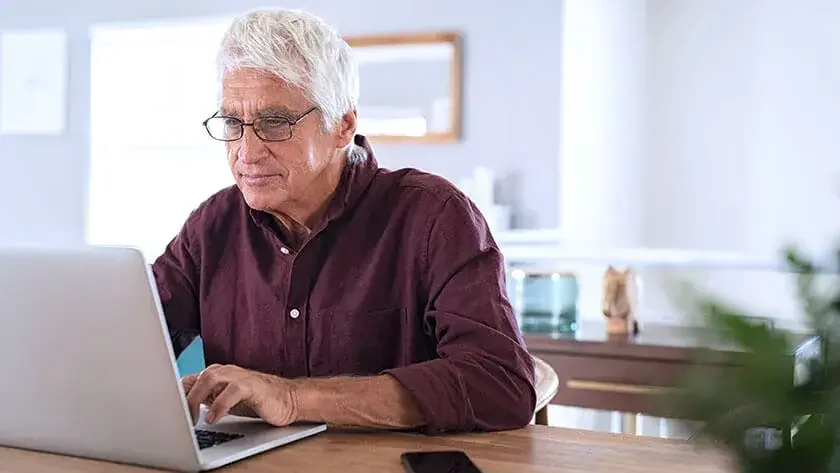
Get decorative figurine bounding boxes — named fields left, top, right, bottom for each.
left=602, top=266, right=640, bottom=337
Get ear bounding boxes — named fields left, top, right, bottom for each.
left=333, top=109, right=357, bottom=149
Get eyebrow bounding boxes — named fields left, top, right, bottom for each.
left=218, top=106, right=299, bottom=118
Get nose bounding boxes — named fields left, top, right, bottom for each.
left=237, top=126, right=268, bottom=164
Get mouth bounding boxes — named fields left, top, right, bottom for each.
left=239, top=173, right=281, bottom=186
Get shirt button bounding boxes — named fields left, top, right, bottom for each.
left=289, top=308, right=300, bottom=319
left=280, top=247, right=290, bottom=255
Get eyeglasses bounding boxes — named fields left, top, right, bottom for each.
left=202, top=107, right=318, bottom=142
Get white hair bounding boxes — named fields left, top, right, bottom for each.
left=216, top=8, right=367, bottom=162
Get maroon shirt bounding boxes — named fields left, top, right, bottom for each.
left=152, top=136, right=536, bottom=432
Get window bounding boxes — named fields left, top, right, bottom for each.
left=87, top=18, right=233, bottom=260
left=357, top=106, right=428, bottom=137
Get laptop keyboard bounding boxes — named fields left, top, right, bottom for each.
left=194, top=429, right=244, bottom=450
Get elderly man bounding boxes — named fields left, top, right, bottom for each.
left=153, top=8, right=535, bottom=434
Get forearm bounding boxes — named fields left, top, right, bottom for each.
left=288, top=374, right=426, bottom=429
left=384, top=355, right=536, bottom=433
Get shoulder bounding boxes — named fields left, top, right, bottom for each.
left=373, top=167, right=470, bottom=210
left=180, top=185, right=248, bottom=241
left=153, top=185, right=245, bottom=273
left=369, top=167, right=488, bottom=239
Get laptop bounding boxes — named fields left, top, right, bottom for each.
left=0, top=245, right=326, bottom=471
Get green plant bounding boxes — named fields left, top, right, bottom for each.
left=671, top=246, right=840, bottom=473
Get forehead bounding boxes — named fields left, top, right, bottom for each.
left=220, top=68, right=308, bottom=116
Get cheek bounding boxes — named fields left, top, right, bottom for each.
left=301, top=145, right=320, bottom=168
left=225, top=143, right=238, bottom=165
left=266, top=141, right=317, bottom=170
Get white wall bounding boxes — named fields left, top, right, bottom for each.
left=644, top=0, right=763, bottom=254
left=643, top=0, right=840, bottom=328
left=644, top=0, right=840, bottom=261
left=558, top=0, right=840, bottom=329
left=751, top=0, right=840, bottom=259
left=559, top=0, right=647, bottom=250
left=561, top=0, right=840, bottom=259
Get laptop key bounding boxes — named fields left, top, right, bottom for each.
left=194, top=429, right=244, bottom=450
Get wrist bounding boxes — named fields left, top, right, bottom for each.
left=286, top=378, right=322, bottom=423
left=254, top=373, right=304, bottom=425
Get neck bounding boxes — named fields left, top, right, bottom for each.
left=270, top=153, right=347, bottom=247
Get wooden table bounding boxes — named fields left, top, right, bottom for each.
left=0, top=425, right=733, bottom=473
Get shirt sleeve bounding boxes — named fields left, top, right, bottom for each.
left=152, top=224, right=201, bottom=357
left=383, top=193, right=537, bottom=433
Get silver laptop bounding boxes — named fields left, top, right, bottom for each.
left=0, top=245, right=326, bottom=471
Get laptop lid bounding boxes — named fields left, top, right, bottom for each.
left=0, top=245, right=202, bottom=471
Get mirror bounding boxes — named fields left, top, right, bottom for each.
left=346, top=32, right=462, bottom=144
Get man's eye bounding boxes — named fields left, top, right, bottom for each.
left=261, top=117, right=289, bottom=128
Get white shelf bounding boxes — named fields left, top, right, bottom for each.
left=493, top=228, right=565, bottom=245
left=499, top=246, right=787, bottom=271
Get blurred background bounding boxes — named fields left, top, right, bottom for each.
left=1, top=0, right=838, bottom=438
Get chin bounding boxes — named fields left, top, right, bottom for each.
left=238, top=183, right=288, bottom=213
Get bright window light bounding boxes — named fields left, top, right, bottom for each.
left=358, top=117, right=428, bottom=137
left=87, top=18, right=233, bottom=261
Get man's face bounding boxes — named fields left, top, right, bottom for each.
left=219, top=68, right=353, bottom=215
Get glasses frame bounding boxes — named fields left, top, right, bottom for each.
left=202, top=106, right=318, bottom=142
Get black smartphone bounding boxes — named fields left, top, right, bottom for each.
left=401, top=450, right=483, bottom=473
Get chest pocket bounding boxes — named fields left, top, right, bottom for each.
left=309, top=307, right=410, bottom=376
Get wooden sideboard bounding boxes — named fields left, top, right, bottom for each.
left=523, top=321, right=796, bottom=423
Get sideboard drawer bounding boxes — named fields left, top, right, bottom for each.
left=539, top=353, right=704, bottom=417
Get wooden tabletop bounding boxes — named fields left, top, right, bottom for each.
left=1, top=425, right=733, bottom=473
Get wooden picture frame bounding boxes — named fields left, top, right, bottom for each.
left=344, top=32, right=462, bottom=144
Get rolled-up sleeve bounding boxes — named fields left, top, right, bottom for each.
left=384, top=193, right=536, bottom=432
left=152, top=225, right=201, bottom=356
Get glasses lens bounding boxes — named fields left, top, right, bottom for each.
left=205, top=117, right=242, bottom=141
left=255, top=117, right=292, bottom=141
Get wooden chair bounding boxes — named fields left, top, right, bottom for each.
left=533, top=355, right=559, bottom=425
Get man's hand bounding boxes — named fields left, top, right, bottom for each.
left=181, top=364, right=298, bottom=426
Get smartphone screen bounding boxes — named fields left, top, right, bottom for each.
left=401, top=450, right=483, bottom=473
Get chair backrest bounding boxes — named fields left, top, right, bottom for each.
left=533, top=355, right=559, bottom=414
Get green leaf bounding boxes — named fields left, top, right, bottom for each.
left=665, top=240, right=840, bottom=472
left=793, top=415, right=836, bottom=460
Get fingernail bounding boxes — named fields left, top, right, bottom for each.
left=206, top=412, right=215, bottom=424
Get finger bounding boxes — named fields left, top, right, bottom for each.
left=186, top=370, right=226, bottom=424
left=206, top=383, right=246, bottom=424
left=181, top=375, right=198, bottom=394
